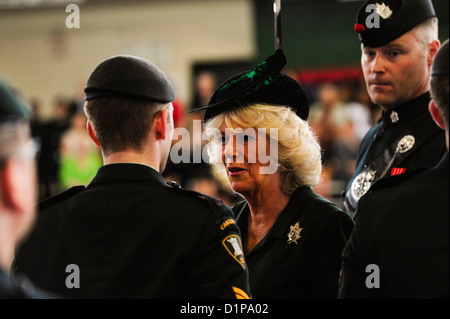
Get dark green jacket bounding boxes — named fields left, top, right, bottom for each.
left=233, top=186, right=354, bottom=298
left=14, top=163, right=250, bottom=299
left=339, top=153, right=449, bottom=299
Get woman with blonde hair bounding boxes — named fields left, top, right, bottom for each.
left=193, top=50, right=354, bottom=298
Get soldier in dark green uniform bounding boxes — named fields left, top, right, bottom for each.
left=0, top=80, right=54, bottom=299
left=338, top=39, right=449, bottom=299
left=193, top=50, right=354, bottom=298
left=13, top=55, right=250, bottom=299
left=343, top=0, right=447, bottom=219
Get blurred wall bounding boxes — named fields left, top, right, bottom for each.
left=1, top=0, right=448, bottom=118
left=0, top=0, right=256, bottom=118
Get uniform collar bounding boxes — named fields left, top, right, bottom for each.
left=88, top=163, right=166, bottom=187
left=236, top=186, right=313, bottom=241
left=381, top=92, right=431, bottom=128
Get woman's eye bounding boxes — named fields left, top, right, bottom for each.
left=237, top=134, right=254, bottom=143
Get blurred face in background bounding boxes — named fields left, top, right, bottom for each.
left=0, top=123, right=38, bottom=242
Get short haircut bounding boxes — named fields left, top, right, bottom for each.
left=204, top=104, right=322, bottom=195
left=84, top=97, right=170, bottom=156
left=411, top=17, right=439, bottom=53
left=430, top=75, right=449, bottom=129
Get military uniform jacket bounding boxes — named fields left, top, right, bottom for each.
left=232, top=186, right=354, bottom=298
left=0, top=267, right=55, bottom=299
left=339, top=153, right=449, bottom=299
left=14, top=163, right=250, bottom=299
left=343, top=92, right=446, bottom=219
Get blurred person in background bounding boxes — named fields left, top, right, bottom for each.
left=35, top=98, right=71, bottom=200
left=309, top=82, right=358, bottom=202
left=59, top=110, right=102, bottom=190
left=163, top=71, right=219, bottom=188
left=0, top=80, right=53, bottom=298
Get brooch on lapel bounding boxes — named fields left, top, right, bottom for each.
left=287, top=221, right=302, bottom=245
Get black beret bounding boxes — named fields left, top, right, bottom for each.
left=84, top=55, right=175, bottom=103
left=355, top=0, right=436, bottom=48
left=0, top=80, right=30, bottom=123
left=432, top=39, right=449, bottom=76
left=189, top=49, right=309, bottom=123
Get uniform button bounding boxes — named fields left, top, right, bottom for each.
left=167, top=180, right=181, bottom=188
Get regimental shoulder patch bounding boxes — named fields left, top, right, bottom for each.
left=222, top=235, right=246, bottom=270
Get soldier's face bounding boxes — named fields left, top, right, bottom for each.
left=361, top=30, right=431, bottom=110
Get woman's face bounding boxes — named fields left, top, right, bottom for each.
left=219, top=121, right=278, bottom=199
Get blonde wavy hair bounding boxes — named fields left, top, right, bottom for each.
left=204, top=104, right=322, bottom=195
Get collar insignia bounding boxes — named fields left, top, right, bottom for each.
left=376, top=2, right=393, bottom=19
left=287, top=221, right=302, bottom=245
left=390, top=110, right=399, bottom=123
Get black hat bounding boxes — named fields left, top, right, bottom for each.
left=84, top=55, right=176, bottom=103
left=0, top=80, right=30, bottom=123
left=189, top=50, right=309, bottom=123
left=355, top=0, right=436, bottom=48
left=432, top=39, right=449, bottom=76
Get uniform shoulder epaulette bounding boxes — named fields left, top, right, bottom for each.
left=38, top=185, right=86, bottom=211
left=166, top=180, right=225, bottom=209
left=166, top=181, right=245, bottom=271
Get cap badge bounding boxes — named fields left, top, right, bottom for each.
left=376, top=2, right=393, bottom=19
left=287, top=221, right=302, bottom=245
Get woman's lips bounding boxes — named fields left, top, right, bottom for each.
left=227, top=167, right=246, bottom=176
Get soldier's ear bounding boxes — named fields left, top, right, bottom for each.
left=427, top=40, right=440, bottom=67
left=428, top=100, right=445, bottom=130
left=154, top=109, right=169, bottom=141
left=86, top=121, right=100, bottom=147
